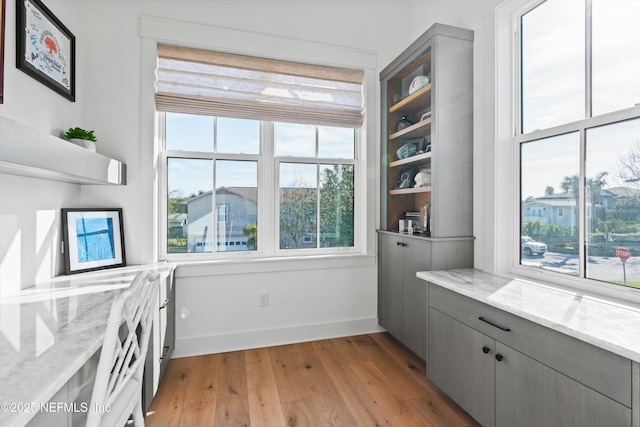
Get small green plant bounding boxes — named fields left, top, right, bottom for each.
left=64, top=127, right=97, bottom=142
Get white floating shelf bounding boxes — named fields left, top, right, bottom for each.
left=0, top=115, right=126, bottom=185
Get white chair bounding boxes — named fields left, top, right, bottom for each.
left=86, top=271, right=160, bottom=427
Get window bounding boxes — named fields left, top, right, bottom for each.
left=156, top=44, right=364, bottom=259
left=163, top=113, right=358, bottom=258
left=276, top=123, right=355, bottom=249
left=165, top=114, right=259, bottom=254
left=518, top=0, right=640, bottom=288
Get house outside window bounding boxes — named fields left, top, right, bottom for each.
left=517, top=0, right=640, bottom=288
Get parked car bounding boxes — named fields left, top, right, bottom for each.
left=521, top=236, right=547, bottom=256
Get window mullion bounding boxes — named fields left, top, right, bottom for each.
left=316, top=164, right=321, bottom=249
left=315, top=126, right=320, bottom=249
left=578, top=128, right=587, bottom=279
left=263, top=121, right=276, bottom=255
left=585, top=0, right=593, bottom=119
left=211, top=155, right=217, bottom=254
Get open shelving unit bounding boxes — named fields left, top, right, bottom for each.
left=380, top=23, right=474, bottom=238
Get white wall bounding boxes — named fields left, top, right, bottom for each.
left=175, top=263, right=377, bottom=356
left=1, top=0, right=501, bottom=353
left=0, top=0, right=84, bottom=292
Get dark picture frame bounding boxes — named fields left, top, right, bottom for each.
left=62, top=208, right=126, bottom=275
left=1, top=0, right=5, bottom=103
left=396, top=168, right=415, bottom=189
left=16, top=0, right=75, bottom=101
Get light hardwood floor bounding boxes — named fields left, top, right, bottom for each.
left=146, top=333, right=479, bottom=426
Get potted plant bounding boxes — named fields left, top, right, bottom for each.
left=64, top=127, right=97, bottom=152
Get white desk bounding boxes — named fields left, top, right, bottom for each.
left=0, top=263, right=175, bottom=427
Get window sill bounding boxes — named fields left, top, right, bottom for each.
left=172, top=253, right=376, bottom=278
left=509, top=264, right=640, bottom=306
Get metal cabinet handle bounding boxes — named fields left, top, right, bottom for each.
left=396, top=242, right=408, bottom=247
left=479, top=316, right=511, bottom=332
left=495, top=354, right=504, bottom=362
left=160, top=299, right=169, bottom=310
left=482, top=346, right=490, bottom=354
left=159, top=346, right=170, bottom=361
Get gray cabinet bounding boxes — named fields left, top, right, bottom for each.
left=378, top=231, right=406, bottom=340
left=496, top=342, right=630, bottom=427
left=377, top=23, right=474, bottom=360
left=144, top=267, right=176, bottom=411
left=402, top=241, right=429, bottom=361
left=378, top=232, right=429, bottom=360
left=428, top=284, right=633, bottom=427
left=378, top=232, right=474, bottom=361
left=428, top=308, right=495, bottom=427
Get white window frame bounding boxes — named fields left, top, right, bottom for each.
left=141, top=17, right=378, bottom=267
left=495, top=0, right=640, bottom=302
left=158, top=114, right=263, bottom=259
left=158, top=116, right=362, bottom=261
left=274, top=157, right=359, bottom=255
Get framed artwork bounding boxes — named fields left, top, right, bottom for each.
left=396, top=168, right=415, bottom=189
left=16, top=0, right=75, bottom=101
left=1, top=0, right=5, bottom=103
left=62, top=208, right=126, bottom=275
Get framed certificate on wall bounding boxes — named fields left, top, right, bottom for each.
left=16, top=0, right=75, bottom=101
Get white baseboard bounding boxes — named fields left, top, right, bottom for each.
left=173, top=317, right=385, bottom=358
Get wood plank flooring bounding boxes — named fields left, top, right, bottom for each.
left=146, top=333, right=479, bottom=426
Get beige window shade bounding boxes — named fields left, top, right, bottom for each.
left=155, top=44, right=364, bottom=128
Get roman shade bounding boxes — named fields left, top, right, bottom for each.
left=155, top=44, right=365, bottom=128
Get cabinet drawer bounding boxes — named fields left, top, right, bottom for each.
left=428, top=284, right=632, bottom=407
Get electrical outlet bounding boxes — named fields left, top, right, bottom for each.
left=259, top=292, right=269, bottom=307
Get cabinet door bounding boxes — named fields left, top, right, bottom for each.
left=402, top=237, right=431, bottom=360
left=161, top=271, right=176, bottom=380
left=495, top=342, right=631, bottom=427
left=378, top=232, right=404, bottom=339
left=428, top=308, right=496, bottom=427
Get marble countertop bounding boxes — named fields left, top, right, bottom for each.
left=0, top=263, right=175, bottom=427
left=417, top=269, right=640, bottom=363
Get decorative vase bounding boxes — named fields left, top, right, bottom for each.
left=68, top=138, right=96, bottom=152
left=397, top=116, right=414, bottom=132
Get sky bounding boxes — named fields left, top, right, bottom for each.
left=521, top=119, right=639, bottom=199
left=165, top=113, right=354, bottom=197
left=519, top=0, right=640, bottom=199
left=521, top=0, right=640, bottom=133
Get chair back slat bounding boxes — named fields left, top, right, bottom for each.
left=86, top=271, right=160, bottom=427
